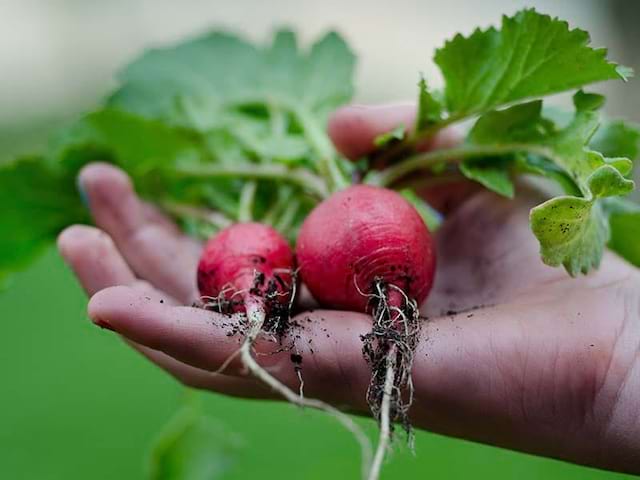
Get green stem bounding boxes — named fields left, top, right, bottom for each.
left=262, top=186, right=294, bottom=225
left=161, top=200, right=233, bottom=230
left=173, top=164, right=329, bottom=199
left=274, top=198, right=300, bottom=232
left=268, top=102, right=288, bottom=136
left=371, top=143, right=553, bottom=187
left=230, top=95, right=347, bottom=192
left=372, top=115, right=462, bottom=167
left=238, top=181, right=257, bottom=222
left=293, top=104, right=349, bottom=192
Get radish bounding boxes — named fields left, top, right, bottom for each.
left=197, top=222, right=294, bottom=322
left=197, top=222, right=372, bottom=477
left=297, top=185, right=436, bottom=480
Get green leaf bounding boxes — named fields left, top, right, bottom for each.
left=434, top=9, right=630, bottom=118
left=464, top=92, right=635, bottom=275
left=415, top=76, right=443, bottom=130
left=515, top=154, right=580, bottom=196
left=590, top=119, right=640, bottom=162
left=468, top=100, right=549, bottom=144
left=148, top=400, right=241, bottom=480
left=467, top=100, right=579, bottom=193
left=587, top=164, right=634, bottom=198
left=52, top=109, right=203, bottom=174
left=0, top=157, right=88, bottom=285
left=107, top=28, right=354, bottom=190
left=530, top=196, right=609, bottom=275
left=373, top=124, right=406, bottom=148
left=399, top=189, right=442, bottom=231
left=543, top=93, right=634, bottom=197
left=301, top=31, right=356, bottom=116
left=530, top=99, right=634, bottom=274
left=572, top=90, right=606, bottom=111
left=459, top=156, right=514, bottom=197
left=109, top=30, right=355, bottom=128
left=109, top=32, right=258, bottom=122
left=604, top=198, right=640, bottom=267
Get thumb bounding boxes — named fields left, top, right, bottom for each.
left=327, top=103, right=474, bottom=214
left=327, top=103, right=416, bottom=161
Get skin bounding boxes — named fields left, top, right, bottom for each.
left=57, top=103, right=640, bottom=475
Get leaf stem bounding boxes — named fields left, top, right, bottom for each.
left=173, top=164, right=329, bottom=199
left=238, top=181, right=257, bottom=222
left=161, top=200, right=233, bottom=230
left=293, top=104, right=349, bottom=192
left=371, top=143, right=553, bottom=187
left=261, top=186, right=294, bottom=225
left=372, top=115, right=461, bottom=167
left=274, top=198, right=300, bottom=232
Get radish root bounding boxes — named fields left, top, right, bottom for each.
left=207, top=272, right=374, bottom=480
left=362, top=279, right=421, bottom=480
left=368, top=347, right=396, bottom=480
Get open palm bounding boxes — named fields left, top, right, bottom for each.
left=58, top=104, right=640, bottom=475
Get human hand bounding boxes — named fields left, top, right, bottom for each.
left=57, top=103, right=640, bottom=475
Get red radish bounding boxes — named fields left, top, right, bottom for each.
left=197, top=222, right=294, bottom=320
left=197, top=222, right=373, bottom=477
left=297, top=185, right=436, bottom=311
left=296, top=185, right=436, bottom=480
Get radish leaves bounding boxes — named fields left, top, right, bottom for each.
left=376, top=9, right=638, bottom=276
left=0, top=9, right=638, bottom=283
left=434, top=9, right=629, bottom=119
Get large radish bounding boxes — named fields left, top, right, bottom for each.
left=297, top=185, right=436, bottom=480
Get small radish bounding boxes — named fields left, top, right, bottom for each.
left=197, top=222, right=296, bottom=390
left=197, top=222, right=294, bottom=329
left=297, top=185, right=436, bottom=480
left=197, top=222, right=372, bottom=478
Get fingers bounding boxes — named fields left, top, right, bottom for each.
left=57, top=223, right=261, bottom=396
left=88, top=286, right=373, bottom=409
left=328, top=103, right=416, bottom=160
left=78, top=163, right=201, bottom=304
left=57, top=223, right=176, bottom=303
left=58, top=225, right=137, bottom=296
left=130, top=342, right=270, bottom=399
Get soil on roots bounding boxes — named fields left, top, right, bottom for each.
left=201, top=269, right=298, bottom=341
left=360, top=279, right=421, bottom=442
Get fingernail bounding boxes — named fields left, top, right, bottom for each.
left=94, top=318, right=115, bottom=332
left=76, top=176, right=90, bottom=208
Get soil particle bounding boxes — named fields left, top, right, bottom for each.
left=361, top=279, right=421, bottom=441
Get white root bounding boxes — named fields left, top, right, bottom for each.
left=242, top=301, right=374, bottom=480
left=362, top=280, right=421, bottom=480
left=368, top=347, right=397, bottom=480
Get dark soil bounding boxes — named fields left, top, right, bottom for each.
left=361, top=278, right=421, bottom=441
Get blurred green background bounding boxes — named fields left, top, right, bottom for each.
left=1, top=0, right=639, bottom=478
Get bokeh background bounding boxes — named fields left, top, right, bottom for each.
left=1, top=0, right=639, bottom=478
